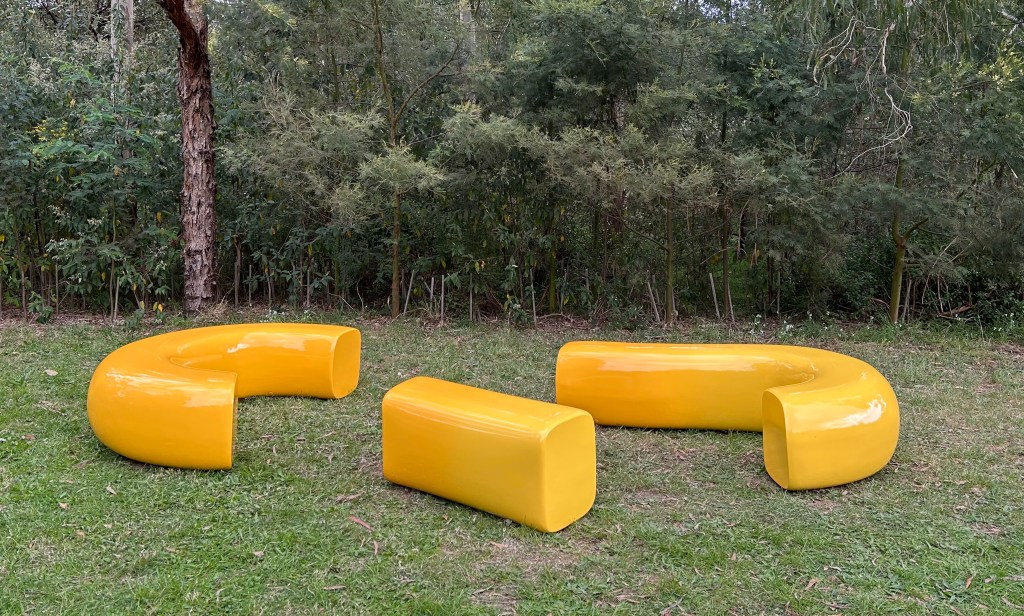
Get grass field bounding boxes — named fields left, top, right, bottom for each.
left=1, top=314, right=1022, bottom=615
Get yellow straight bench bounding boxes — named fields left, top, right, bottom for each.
left=382, top=377, right=596, bottom=532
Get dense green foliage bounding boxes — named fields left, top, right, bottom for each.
left=2, top=0, right=1023, bottom=323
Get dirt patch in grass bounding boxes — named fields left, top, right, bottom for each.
left=969, top=523, right=1006, bottom=537
left=468, top=584, right=520, bottom=614
left=25, top=539, right=61, bottom=568
left=480, top=537, right=586, bottom=574
left=592, top=575, right=664, bottom=610
left=802, top=496, right=842, bottom=514
left=627, top=489, right=682, bottom=509
left=353, top=452, right=382, bottom=477
left=993, top=342, right=1024, bottom=357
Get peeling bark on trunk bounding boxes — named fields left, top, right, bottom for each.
left=158, top=0, right=217, bottom=314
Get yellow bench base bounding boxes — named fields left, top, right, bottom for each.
left=382, top=377, right=596, bottom=532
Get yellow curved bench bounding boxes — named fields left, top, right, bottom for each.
left=87, top=323, right=361, bottom=469
left=555, top=342, right=899, bottom=490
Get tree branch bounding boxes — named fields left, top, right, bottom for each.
left=904, top=217, right=929, bottom=239
left=393, top=41, right=462, bottom=131
left=155, top=0, right=201, bottom=52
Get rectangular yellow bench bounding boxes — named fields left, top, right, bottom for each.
left=382, top=376, right=596, bottom=532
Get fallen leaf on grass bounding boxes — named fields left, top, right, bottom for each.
left=323, top=585, right=345, bottom=591
left=75, top=531, right=85, bottom=538
left=373, top=541, right=379, bottom=556
left=334, top=493, right=362, bottom=503
left=347, top=516, right=372, bottom=532
left=253, top=551, right=264, bottom=558
left=966, top=574, right=974, bottom=589
left=105, top=485, right=117, bottom=495
left=22, top=434, right=35, bottom=441
left=806, top=578, right=820, bottom=590
left=44, top=370, right=58, bottom=377
left=58, top=502, right=68, bottom=510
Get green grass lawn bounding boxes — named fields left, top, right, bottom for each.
left=1, top=315, right=1022, bottom=614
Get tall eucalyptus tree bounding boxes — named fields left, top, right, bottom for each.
left=156, top=0, right=216, bottom=313
left=794, top=0, right=1009, bottom=323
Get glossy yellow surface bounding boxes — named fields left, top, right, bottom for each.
left=382, top=376, right=596, bottom=532
left=87, top=323, right=361, bottom=469
left=556, top=342, right=899, bottom=490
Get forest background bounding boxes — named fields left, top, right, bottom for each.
left=2, top=0, right=1023, bottom=327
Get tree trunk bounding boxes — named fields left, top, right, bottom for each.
left=720, top=200, right=734, bottom=322
left=665, top=199, right=675, bottom=324
left=391, top=189, right=402, bottom=317
left=158, top=0, right=217, bottom=314
left=888, top=155, right=908, bottom=325
left=370, top=0, right=402, bottom=318
left=547, top=246, right=557, bottom=313
left=233, top=239, right=241, bottom=308
left=459, top=0, right=476, bottom=56
left=888, top=46, right=915, bottom=325
left=458, top=0, right=476, bottom=103
left=546, top=202, right=560, bottom=313
left=111, top=0, right=134, bottom=91
left=888, top=209, right=906, bottom=325
left=369, top=0, right=456, bottom=317
left=20, top=265, right=28, bottom=322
